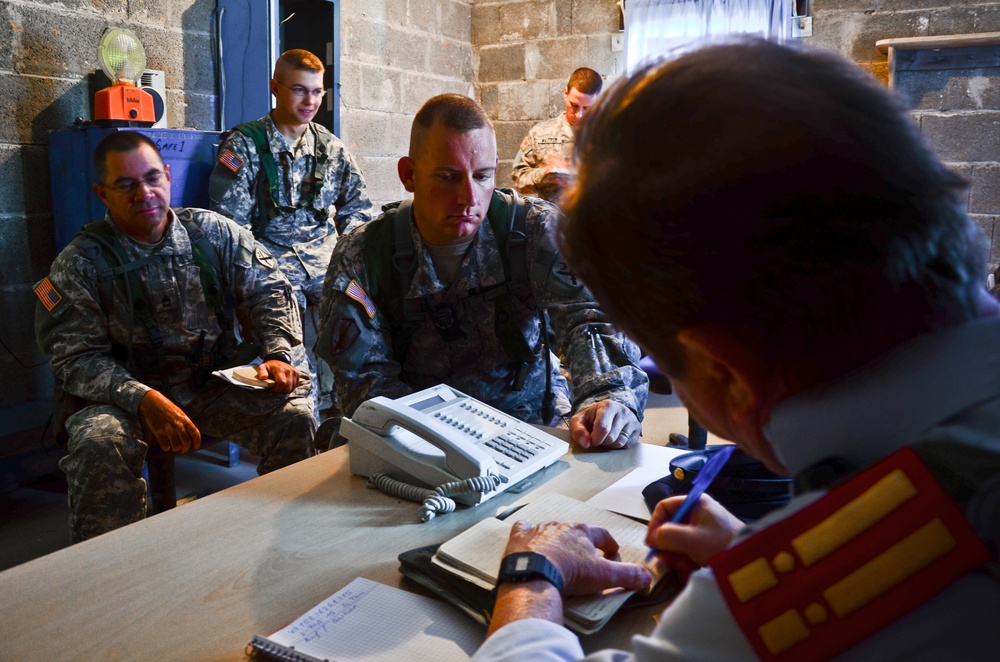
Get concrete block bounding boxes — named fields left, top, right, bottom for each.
left=343, top=15, right=390, bottom=65
left=532, top=35, right=613, bottom=80
left=402, top=75, right=473, bottom=114
left=360, top=64, right=403, bottom=114
left=571, top=0, right=618, bottom=35
left=969, top=164, right=1000, bottom=215
left=497, top=80, right=552, bottom=120
left=498, top=1, right=557, bottom=42
left=340, top=0, right=408, bottom=27
left=496, top=119, right=536, bottom=164
left=173, top=90, right=216, bottom=131
left=554, top=0, right=573, bottom=36
left=339, top=61, right=364, bottom=111
left=0, top=145, right=50, bottom=216
left=969, top=213, right=999, bottom=270
left=441, top=0, right=472, bottom=42
left=928, top=5, right=1000, bottom=35
left=410, top=0, right=439, bottom=33
left=9, top=6, right=107, bottom=78
left=341, top=108, right=410, bottom=158
left=0, top=282, right=51, bottom=376
left=143, top=29, right=214, bottom=94
left=920, top=111, right=1000, bottom=162
left=479, top=83, right=500, bottom=117
left=479, top=44, right=526, bottom=82
left=357, top=155, right=408, bottom=208
left=386, top=24, right=429, bottom=71
left=427, top=36, right=473, bottom=80
left=472, top=4, right=502, bottom=46
left=0, top=74, right=89, bottom=144
left=846, top=11, right=930, bottom=64
left=896, top=68, right=1000, bottom=112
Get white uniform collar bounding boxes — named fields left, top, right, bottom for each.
left=764, top=317, right=1000, bottom=476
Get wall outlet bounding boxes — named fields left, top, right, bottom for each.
left=611, top=33, right=624, bottom=52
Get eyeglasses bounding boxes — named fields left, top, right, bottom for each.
left=277, top=81, right=327, bottom=100
left=103, top=170, right=168, bottom=195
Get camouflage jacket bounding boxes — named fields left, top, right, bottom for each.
left=209, top=114, right=373, bottom=283
left=511, top=114, right=575, bottom=202
left=35, top=209, right=302, bottom=413
left=315, top=194, right=648, bottom=424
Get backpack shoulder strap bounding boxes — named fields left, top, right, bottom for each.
left=360, top=202, right=416, bottom=360
left=234, top=121, right=280, bottom=237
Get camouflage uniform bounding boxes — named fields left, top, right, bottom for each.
left=35, top=209, right=316, bottom=542
left=315, top=193, right=648, bottom=446
left=209, top=114, right=373, bottom=411
left=511, top=114, right=575, bottom=204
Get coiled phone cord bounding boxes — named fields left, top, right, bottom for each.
left=367, top=473, right=502, bottom=523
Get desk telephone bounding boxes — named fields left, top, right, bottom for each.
left=344, top=384, right=569, bottom=521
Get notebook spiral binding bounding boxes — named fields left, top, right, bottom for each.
left=246, top=634, right=326, bottom=662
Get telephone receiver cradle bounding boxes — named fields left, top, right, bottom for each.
left=344, top=385, right=569, bottom=508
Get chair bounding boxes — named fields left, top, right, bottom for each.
left=144, top=438, right=240, bottom=513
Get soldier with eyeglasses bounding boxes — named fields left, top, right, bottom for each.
left=35, top=131, right=316, bottom=542
left=209, top=49, right=373, bottom=425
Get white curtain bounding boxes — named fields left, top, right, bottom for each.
left=623, top=0, right=795, bottom=73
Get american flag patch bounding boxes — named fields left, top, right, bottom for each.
left=345, top=279, right=377, bottom=319
left=218, top=149, right=243, bottom=173
left=34, top=277, right=63, bottom=312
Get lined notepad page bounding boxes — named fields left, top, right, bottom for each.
left=266, top=577, right=483, bottom=661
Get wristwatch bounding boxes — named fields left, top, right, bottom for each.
left=263, top=351, right=292, bottom=365
left=496, top=552, right=564, bottom=593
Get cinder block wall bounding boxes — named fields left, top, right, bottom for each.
left=472, top=0, right=624, bottom=184
left=2, top=0, right=1000, bottom=449
left=810, top=0, right=1000, bottom=273
left=340, top=0, right=474, bottom=209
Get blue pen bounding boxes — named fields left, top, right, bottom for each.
left=645, top=445, right=736, bottom=562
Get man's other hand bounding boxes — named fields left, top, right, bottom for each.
left=505, top=520, right=652, bottom=597
left=569, top=400, right=641, bottom=449
left=257, top=359, right=300, bottom=393
left=137, top=390, right=201, bottom=454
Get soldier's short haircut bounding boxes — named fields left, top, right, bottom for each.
left=409, top=94, right=494, bottom=157
left=567, top=68, right=603, bottom=96
left=93, top=131, right=163, bottom=182
left=274, top=49, right=324, bottom=79
left=561, top=37, right=981, bottom=384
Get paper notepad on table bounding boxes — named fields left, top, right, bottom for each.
left=247, top=577, right=483, bottom=661
left=431, top=492, right=668, bottom=635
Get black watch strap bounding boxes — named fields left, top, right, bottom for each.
left=263, top=351, right=291, bottom=364
left=496, top=551, right=564, bottom=593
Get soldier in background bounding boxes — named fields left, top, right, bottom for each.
left=36, top=131, right=315, bottom=542
left=209, top=49, right=372, bottom=418
left=510, top=68, right=603, bottom=204
left=315, top=94, right=648, bottom=450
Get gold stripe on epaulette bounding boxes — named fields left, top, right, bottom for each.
left=793, top=469, right=917, bottom=566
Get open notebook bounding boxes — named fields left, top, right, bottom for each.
left=247, top=577, right=484, bottom=662
left=431, top=492, right=670, bottom=634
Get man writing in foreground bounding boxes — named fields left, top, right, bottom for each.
left=37, top=132, right=316, bottom=542
left=476, top=39, right=999, bottom=661
left=316, top=94, right=647, bottom=450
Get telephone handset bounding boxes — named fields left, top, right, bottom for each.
left=344, top=384, right=569, bottom=521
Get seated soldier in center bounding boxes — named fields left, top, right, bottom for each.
left=315, top=94, right=648, bottom=450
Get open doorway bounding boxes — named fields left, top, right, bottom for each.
left=278, top=0, right=340, bottom=134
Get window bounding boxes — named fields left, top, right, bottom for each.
left=623, top=0, right=797, bottom=73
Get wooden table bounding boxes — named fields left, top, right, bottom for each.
left=0, top=434, right=674, bottom=661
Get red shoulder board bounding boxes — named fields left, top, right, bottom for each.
left=709, top=446, right=991, bottom=662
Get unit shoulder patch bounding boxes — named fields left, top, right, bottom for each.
left=710, top=446, right=991, bottom=662
left=254, top=245, right=276, bottom=270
